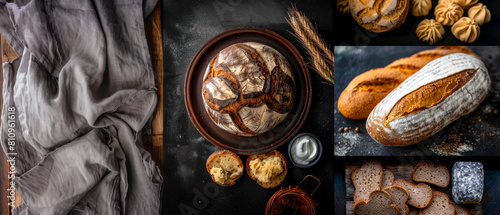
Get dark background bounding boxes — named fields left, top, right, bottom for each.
left=334, top=156, right=500, bottom=214
left=334, top=0, right=500, bottom=45
left=334, top=46, right=500, bottom=156
left=162, top=0, right=333, bottom=214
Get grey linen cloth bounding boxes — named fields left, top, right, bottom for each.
left=0, top=0, right=162, bottom=214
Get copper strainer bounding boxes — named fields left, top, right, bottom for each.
left=265, top=175, right=321, bottom=215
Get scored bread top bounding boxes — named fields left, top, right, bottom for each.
left=367, top=53, right=490, bottom=146
left=393, top=179, right=433, bottom=208
left=246, top=150, right=287, bottom=188
left=350, top=0, right=409, bottom=32
left=206, top=150, right=244, bottom=186
left=420, top=191, right=455, bottom=215
left=413, top=161, right=450, bottom=188
left=352, top=160, right=383, bottom=203
left=384, top=185, right=410, bottom=215
left=353, top=190, right=400, bottom=215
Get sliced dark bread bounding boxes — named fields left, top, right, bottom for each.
left=393, top=179, right=433, bottom=208
left=352, top=160, right=384, bottom=202
left=420, top=191, right=455, bottom=215
left=454, top=205, right=468, bottom=215
left=408, top=206, right=419, bottom=215
left=353, top=190, right=400, bottom=215
left=413, top=160, right=450, bottom=188
left=384, top=185, right=409, bottom=215
left=382, top=170, right=395, bottom=189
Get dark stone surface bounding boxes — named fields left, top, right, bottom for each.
left=334, top=46, right=500, bottom=156
left=334, top=0, right=500, bottom=45
left=162, top=0, right=333, bottom=214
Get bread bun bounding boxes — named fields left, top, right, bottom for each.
left=350, top=0, right=409, bottom=32
left=246, top=150, right=287, bottom=188
left=202, top=42, right=295, bottom=136
left=206, top=150, right=244, bottom=186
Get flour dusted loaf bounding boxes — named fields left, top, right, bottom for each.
left=206, top=150, right=244, bottom=186
left=246, top=150, right=287, bottom=188
left=202, top=42, right=295, bottom=136
left=338, top=46, right=476, bottom=119
left=350, top=0, right=410, bottom=32
left=367, top=53, right=490, bottom=146
left=452, top=161, right=484, bottom=204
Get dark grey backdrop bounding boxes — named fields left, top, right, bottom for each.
left=162, top=0, right=334, bottom=214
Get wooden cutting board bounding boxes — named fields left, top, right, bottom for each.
left=345, top=163, right=482, bottom=215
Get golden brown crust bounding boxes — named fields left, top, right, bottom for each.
left=246, top=150, right=287, bottom=188
left=206, top=150, right=244, bottom=187
left=338, top=46, right=476, bottom=120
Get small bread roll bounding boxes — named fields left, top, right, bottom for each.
left=416, top=19, right=445, bottom=45
left=452, top=17, right=480, bottom=43
left=337, top=0, right=350, bottom=14
left=468, top=3, right=491, bottom=26
left=350, top=0, right=410, bottom=32
left=411, top=0, right=432, bottom=17
left=435, top=0, right=464, bottom=26
left=450, top=0, right=478, bottom=9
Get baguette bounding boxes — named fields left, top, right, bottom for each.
left=393, top=179, right=433, bottom=208
left=206, top=150, right=244, bottom=186
left=352, top=160, right=384, bottom=203
left=246, top=150, right=287, bottom=188
left=413, top=161, right=450, bottom=188
left=338, top=46, right=476, bottom=119
left=353, top=190, right=400, bottom=215
left=367, top=53, right=490, bottom=146
left=420, top=191, right=455, bottom=215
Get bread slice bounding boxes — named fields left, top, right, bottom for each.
left=384, top=185, right=410, bottom=215
left=420, top=191, right=455, bottom=215
left=382, top=170, right=395, bottom=189
left=393, top=179, right=433, bottom=208
left=206, top=150, right=244, bottom=186
left=246, top=150, right=287, bottom=188
left=413, top=161, right=450, bottom=187
left=352, top=160, right=383, bottom=202
left=408, top=206, right=419, bottom=215
left=454, top=205, right=468, bottom=215
left=353, top=190, right=400, bottom=215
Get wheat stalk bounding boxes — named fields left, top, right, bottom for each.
left=287, top=6, right=334, bottom=85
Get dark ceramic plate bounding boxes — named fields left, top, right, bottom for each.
left=184, top=27, right=311, bottom=155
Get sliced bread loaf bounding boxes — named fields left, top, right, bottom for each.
left=353, top=190, right=400, bottom=215
left=384, top=185, right=409, bottom=215
left=420, top=191, right=455, bottom=215
left=393, top=179, right=433, bottom=208
left=454, top=205, right=468, bottom=215
left=413, top=160, right=450, bottom=187
left=352, top=160, right=384, bottom=202
left=382, top=170, right=395, bottom=189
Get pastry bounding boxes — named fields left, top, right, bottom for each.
left=350, top=0, right=410, bottom=32
left=420, top=191, right=455, bottom=215
left=411, top=0, right=432, bottom=17
left=337, top=46, right=476, bottom=120
left=353, top=190, right=400, bottom=215
left=352, top=160, right=383, bottom=203
left=367, top=53, right=490, bottom=146
left=202, top=42, right=295, bottom=136
left=416, top=19, right=445, bottom=45
left=468, top=3, right=491, bottom=26
left=413, top=161, right=450, bottom=187
left=435, top=0, right=464, bottom=26
left=337, top=0, right=350, bottom=14
left=246, top=150, right=287, bottom=188
left=206, top=150, right=244, bottom=186
left=452, top=161, right=484, bottom=204
left=393, top=179, right=433, bottom=208
left=450, top=0, right=478, bottom=9
left=452, top=17, right=480, bottom=43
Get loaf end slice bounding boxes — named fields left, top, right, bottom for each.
left=413, top=160, right=450, bottom=187
left=353, top=190, right=400, bottom=215
left=420, top=191, right=455, bottom=215
left=206, top=150, right=244, bottom=186
left=352, top=160, right=384, bottom=203
left=393, top=179, right=433, bottom=208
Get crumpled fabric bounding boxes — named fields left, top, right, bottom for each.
left=0, top=0, right=162, bottom=214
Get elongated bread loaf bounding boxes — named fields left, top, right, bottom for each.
left=367, top=53, right=490, bottom=146
left=338, top=46, right=476, bottom=119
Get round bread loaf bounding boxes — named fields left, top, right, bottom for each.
left=350, top=0, right=410, bottom=32
left=202, top=42, right=295, bottom=136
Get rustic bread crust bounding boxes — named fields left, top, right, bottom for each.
left=413, top=161, right=450, bottom=188
left=350, top=0, right=410, bottom=32
left=352, top=159, right=384, bottom=203
left=338, top=46, right=476, bottom=120
left=246, top=150, right=287, bottom=188
left=393, top=179, right=433, bottom=208
left=206, top=150, right=244, bottom=187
